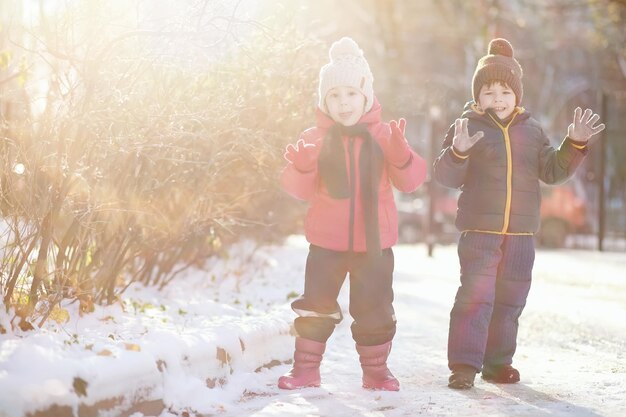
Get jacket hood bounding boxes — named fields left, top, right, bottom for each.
left=461, top=100, right=531, bottom=125
left=316, top=97, right=382, bottom=129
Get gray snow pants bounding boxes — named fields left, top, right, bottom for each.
left=291, top=244, right=396, bottom=346
left=448, top=232, right=535, bottom=371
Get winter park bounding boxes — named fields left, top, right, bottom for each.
left=1, top=1, right=626, bottom=417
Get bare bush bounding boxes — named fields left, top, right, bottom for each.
left=0, top=1, right=319, bottom=326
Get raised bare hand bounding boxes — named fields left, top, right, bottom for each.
left=452, top=118, right=484, bottom=153
left=567, top=107, right=606, bottom=142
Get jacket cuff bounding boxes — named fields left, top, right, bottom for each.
left=391, top=153, right=413, bottom=170
left=565, top=136, right=588, bottom=151
left=450, top=146, right=469, bottom=163
left=293, top=164, right=317, bottom=174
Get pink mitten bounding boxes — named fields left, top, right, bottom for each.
left=284, top=139, right=318, bottom=172
left=386, top=118, right=411, bottom=167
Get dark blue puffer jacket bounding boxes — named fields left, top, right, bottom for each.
left=433, top=103, right=588, bottom=234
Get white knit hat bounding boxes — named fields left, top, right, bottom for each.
left=318, top=37, right=374, bottom=114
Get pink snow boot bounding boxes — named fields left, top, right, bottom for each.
left=356, top=341, right=400, bottom=391
left=278, top=337, right=325, bottom=390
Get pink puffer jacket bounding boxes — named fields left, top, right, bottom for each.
left=281, top=99, right=427, bottom=252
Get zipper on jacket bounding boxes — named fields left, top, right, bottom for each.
left=348, top=137, right=356, bottom=251
left=487, top=111, right=519, bottom=233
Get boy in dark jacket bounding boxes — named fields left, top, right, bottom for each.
left=433, top=38, right=605, bottom=389
left=278, top=37, right=427, bottom=391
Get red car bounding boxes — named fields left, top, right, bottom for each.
left=537, top=184, right=588, bottom=248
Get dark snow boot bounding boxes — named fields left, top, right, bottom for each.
left=448, top=364, right=478, bottom=389
left=278, top=337, right=325, bottom=390
left=356, top=341, right=400, bottom=391
left=482, top=364, right=520, bottom=383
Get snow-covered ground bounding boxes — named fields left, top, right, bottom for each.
left=1, top=236, right=625, bottom=416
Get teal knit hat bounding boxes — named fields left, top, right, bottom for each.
left=472, top=38, right=523, bottom=106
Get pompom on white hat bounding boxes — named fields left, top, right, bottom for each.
left=318, top=37, right=374, bottom=114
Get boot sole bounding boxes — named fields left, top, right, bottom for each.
left=363, top=382, right=400, bottom=391
left=481, top=375, right=520, bottom=384
left=448, top=380, right=474, bottom=389
left=278, top=380, right=321, bottom=390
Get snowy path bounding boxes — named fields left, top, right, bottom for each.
left=233, top=242, right=626, bottom=417
left=2, top=237, right=623, bottom=416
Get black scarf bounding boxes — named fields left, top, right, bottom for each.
left=318, top=123, right=384, bottom=257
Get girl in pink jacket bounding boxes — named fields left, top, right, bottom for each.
left=278, top=37, right=427, bottom=391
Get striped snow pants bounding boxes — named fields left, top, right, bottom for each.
left=448, top=232, right=535, bottom=371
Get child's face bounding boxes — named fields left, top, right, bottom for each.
left=324, top=86, right=366, bottom=126
left=477, top=81, right=516, bottom=120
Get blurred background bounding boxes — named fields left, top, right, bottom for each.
left=0, top=0, right=624, bottom=323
